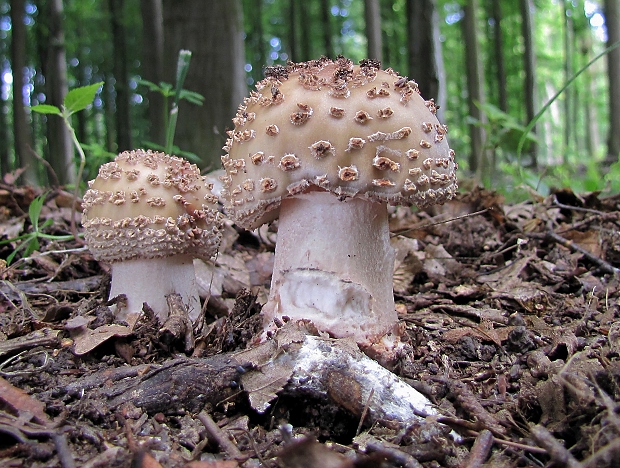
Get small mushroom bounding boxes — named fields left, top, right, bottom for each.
left=222, top=58, right=457, bottom=344
left=82, top=149, right=224, bottom=328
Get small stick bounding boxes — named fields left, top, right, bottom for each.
left=391, top=209, right=489, bottom=238
left=528, top=231, right=619, bottom=275
left=365, top=440, right=424, bottom=468
left=530, top=424, right=582, bottom=468
left=460, top=429, right=494, bottom=468
left=355, top=388, right=374, bottom=436
left=51, top=432, right=76, bottom=468
left=197, top=410, right=244, bottom=460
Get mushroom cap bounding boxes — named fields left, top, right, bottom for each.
left=222, top=57, right=458, bottom=230
left=82, top=149, right=224, bottom=263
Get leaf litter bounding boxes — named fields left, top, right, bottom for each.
left=0, top=180, right=619, bottom=467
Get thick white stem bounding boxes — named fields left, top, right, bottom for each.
left=109, top=254, right=201, bottom=328
left=263, top=191, right=397, bottom=341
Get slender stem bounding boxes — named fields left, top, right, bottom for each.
left=165, top=50, right=192, bottom=154
left=63, top=115, right=86, bottom=245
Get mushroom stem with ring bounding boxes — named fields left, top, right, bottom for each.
left=263, top=190, right=397, bottom=341
left=109, top=254, right=201, bottom=325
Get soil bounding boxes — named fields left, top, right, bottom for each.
left=1, top=182, right=619, bottom=468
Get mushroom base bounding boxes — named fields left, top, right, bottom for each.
left=109, top=255, right=201, bottom=328
left=263, top=191, right=398, bottom=342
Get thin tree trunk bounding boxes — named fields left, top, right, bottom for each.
left=520, top=0, right=538, bottom=167
left=406, top=0, right=446, bottom=118
left=319, top=0, right=334, bottom=58
left=43, top=0, right=74, bottom=185
left=562, top=0, right=573, bottom=160
left=299, top=0, right=311, bottom=61
left=163, top=0, right=246, bottom=169
left=580, top=35, right=600, bottom=157
left=490, top=0, right=507, bottom=112
left=140, top=0, right=165, bottom=146
left=0, top=46, right=9, bottom=176
left=10, top=0, right=38, bottom=185
left=109, top=0, right=132, bottom=152
left=604, top=0, right=620, bottom=165
left=463, top=0, right=488, bottom=179
left=288, top=0, right=298, bottom=62
left=364, top=0, right=382, bottom=62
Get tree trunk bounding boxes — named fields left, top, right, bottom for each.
left=163, top=0, right=246, bottom=169
left=299, top=0, right=311, bottom=61
left=463, top=0, right=488, bottom=179
left=140, top=0, right=165, bottom=146
left=605, top=0, right=620, bottom=165
left=406, top=0, right=446, bottom=118
left=42, top=0, right=75, bottom=185
left=364, top=0, right=382, bottom=62
left=561, top=0, right=573, bottom=160
left=319, top=0, right=334, bottom=58
left=108, top=0, right=132, bottom=152
left=0, top=47, right=9, bottom=176
left=288, top=0, right=298, bottom=62
left=490, top=0, right=507, bottom=113
left=520, top=0, right=538, bottom=167
left=10, top=0, right=38, bottom=186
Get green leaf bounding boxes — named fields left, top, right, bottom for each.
left=28, top=195, right=46, bottom=231
left=30, top=104, right=62, bottom=115
left=64, top=82, right=104, bottom=116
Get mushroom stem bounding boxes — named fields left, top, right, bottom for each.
left=263, top=191, right=397, bottom=341
left=109, top=254, right=201, bottom=328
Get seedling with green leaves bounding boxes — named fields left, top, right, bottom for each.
left=0, top=193, right=77, bottom=265
left=139, top=50, right=205, bottom=162
left=1, top=82, right=104, bottom=264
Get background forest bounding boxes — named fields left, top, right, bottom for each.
left=1, top=0, right=620, bottom=200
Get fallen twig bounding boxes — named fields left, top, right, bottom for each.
left=530, top=424, right=582, bottom=468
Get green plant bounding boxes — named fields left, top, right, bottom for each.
left=516, top=40, right=620, bottom=188
left=139, top=49, right=205, bottom=162
left=30, top=82, right=103, bottom=239
left=0, top=194, right=77, bottom=265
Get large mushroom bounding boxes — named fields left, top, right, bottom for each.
left=221, top=57, right=457, bottom=344
left=82, top=149, right=224, bottom=328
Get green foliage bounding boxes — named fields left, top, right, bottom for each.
left=138, top=50, right=204, bottom=159
left=0, top=194, right=76, bottom=265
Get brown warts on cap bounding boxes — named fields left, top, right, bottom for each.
left=231, top=129, right=256, bottom=142
left=367, top=127, right=412, bottom=142
left=425, top=99, right=438, bottom=114
left=421, top=122, right=434, bottom=133
left=403, top=179, right=417, bottom=192
left=367, top=87, right=390, bottom=98
left=298, top=72, right=323, bottom=90
left=406, top=149, right=420, bottom=160
left=329, top=107, right=346, bottom=118
left=259, top=177, right=278, bottom=192
left=423, top=158, right=434, bottom=170
left=251, top=152, right=265, bottom=165
left=377, top=107, right=394, bottom=119
left=346, top=137, right=366, bottom=151
left=290, top=103, right=313, bottom=125
left=338, top=165, right=359, bottom=181
left=310, top=140, right=335, bottom=158
left=329, top=83, right=350, bottom=99
left=278, top=154, right=301, bottom=171
left=315, top=174, right=330, bottom=188
left=409, top=167, right=422, bottom=176
left=372, top=156, right=401, bottom=172
left=372, top=178, right=396, bottom=187
left=266, top=124, right=280, bottom=136
left=264, top=64, right=289, bottom=80
left=354, top=110, right=373, bottom=124
left=420, top=139, right=433, bottom=149
left=110, top=191, right=126, bottom=205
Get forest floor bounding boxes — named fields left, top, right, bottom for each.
left=1, top=182, right=620, bottom=468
